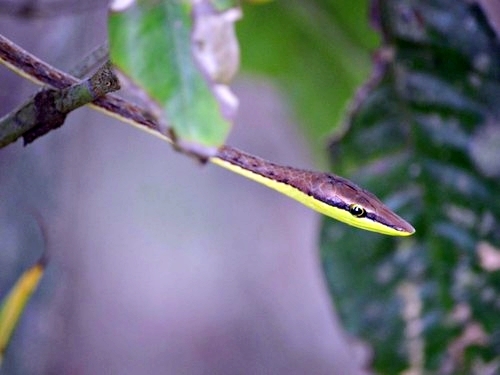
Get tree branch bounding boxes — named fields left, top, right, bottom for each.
left=0, top=34, right=164, bottom=148
left=0, top=61, right=120, bottom=146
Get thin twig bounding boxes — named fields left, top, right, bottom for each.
left=70, top=42, right=109, bottom=79
left=0, top=34, right=163, bottom=148
left=0, top=61, right=120, bottom=146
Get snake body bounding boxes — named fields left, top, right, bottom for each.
left=213, top=146, right=414, bottom=236
left=0, top=36, right=414, bottom=236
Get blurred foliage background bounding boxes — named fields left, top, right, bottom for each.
left=1, top=0, right=500, bottom=374
left=241, top=0, right=500, bottom=373
left=238, top=0, right=379, bottom=157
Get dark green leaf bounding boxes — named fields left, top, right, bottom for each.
left=321, top=0, right=500, bottom=372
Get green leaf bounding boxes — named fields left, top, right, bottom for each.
left=321, top=0, right=500, bottom=373
left=237, top=1, right=379, bottom=153
left=211, top=0, right=238, bottom=11
left=108, top=0, right=237, bottom=152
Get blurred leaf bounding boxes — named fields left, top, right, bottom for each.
left=108, top=0, right=238, bottom=154
left=0, top=260, right=45, bottom=367
left=211, top=0, right=239, bottom=11
left=321, top=0, right=500, bottom=373
left=237, top=0, right=379, bottom=154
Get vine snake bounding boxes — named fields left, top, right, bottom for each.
left=212, top=146, right=414, bottom=236
left=0, top=36, right=414, bottom=236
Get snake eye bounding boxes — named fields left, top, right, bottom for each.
left=349, top=204, right=366, bottom=218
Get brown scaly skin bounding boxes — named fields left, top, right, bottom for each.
left=216, top=145, right=415, bottom=234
